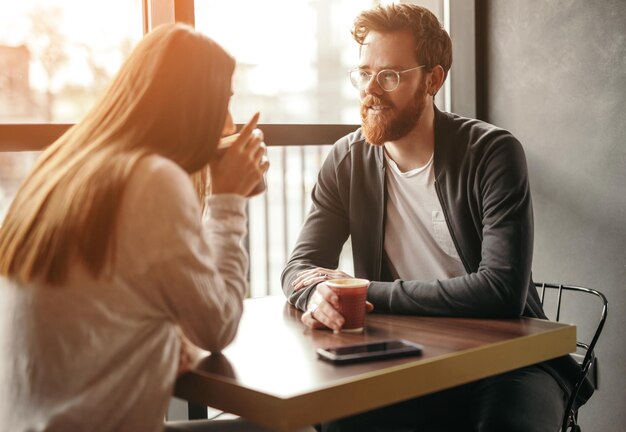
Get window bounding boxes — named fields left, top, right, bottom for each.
left=195, top=0, right=448, bottom=125
left=0, top=0, right=473, bottom=298
left=0, top=0, right=142, bottom=123
left=0, top=0, right=142, bottom=220
left=193, top=0, right=448, bottom=296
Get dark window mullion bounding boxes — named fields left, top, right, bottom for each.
left=0, top=124, right=359, bottom=152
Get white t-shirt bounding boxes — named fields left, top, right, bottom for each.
left=384, top=151, right=466, bottom=281
left=0, top=155, right=248, bottom=432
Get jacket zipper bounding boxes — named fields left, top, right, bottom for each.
left=434, top=179, right=471, bottom=273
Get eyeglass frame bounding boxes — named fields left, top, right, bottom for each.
left=348, top=65, right=426, bottom=92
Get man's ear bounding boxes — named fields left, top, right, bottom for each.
left=428, top=65, right=446, bottom=96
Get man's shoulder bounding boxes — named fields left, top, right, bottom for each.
left=442, top=111, right=513, bottom=140
left=438, top=110, right=523, bottom=163
left=316, top=128, right=382, bottom=185
left=331, top=128, right=381, bottom=162
left=334, top=128, right=365, bottom=153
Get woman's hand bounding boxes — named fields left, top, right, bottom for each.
left=176, top=331, right=200, bottom=378
left=209, top=112, right=269, bottom=197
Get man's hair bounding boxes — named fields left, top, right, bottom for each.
left=351, top=4, right=452, bottom=79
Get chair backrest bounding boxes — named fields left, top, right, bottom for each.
left=535, top=282, right=608, bottom=432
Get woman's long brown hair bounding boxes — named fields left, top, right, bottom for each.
left=0, top=23, right=235, bottom=285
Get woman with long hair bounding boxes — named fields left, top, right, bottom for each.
left=0, top=23, right=270, bottom=431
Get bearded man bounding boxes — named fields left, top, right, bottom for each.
left=281, top=4, right=591, bottom=432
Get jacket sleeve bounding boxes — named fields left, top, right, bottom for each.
left=123, top=159, right=248, bottom=353
left=368, top=133, right=534, bottom=318
left=281, top=145, right=351, bottom=311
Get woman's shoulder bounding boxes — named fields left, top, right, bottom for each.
left=117, top=154, right=201, bottom=252
left=128, top=155, right=193, bottom=195
left=123, top=154, right=199, bottom=219
left=134, top=154, right=189, bottom=181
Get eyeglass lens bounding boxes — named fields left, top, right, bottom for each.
left=350, top=69, right=400, bottom=92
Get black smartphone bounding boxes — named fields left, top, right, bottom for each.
left=316, top=339, right=423, bottom=364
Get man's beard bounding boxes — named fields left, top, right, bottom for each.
left=360, top=90, right=427, bottom=146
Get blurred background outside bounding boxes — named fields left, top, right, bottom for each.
left=0, top=0, right=443, bottom=296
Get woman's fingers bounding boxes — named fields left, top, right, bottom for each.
left=210, top=113, right=268, bottom=197
left=259, top=155, right=270, bottom=171
left=233, top=112, right=260, bottom=149
left=253, top=142, right=267, bottom=163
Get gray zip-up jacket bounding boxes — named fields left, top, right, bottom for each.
left=281, top=107, right=592, bottom=405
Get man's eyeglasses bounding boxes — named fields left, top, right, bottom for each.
left=348, top=65, right=425, bottom=92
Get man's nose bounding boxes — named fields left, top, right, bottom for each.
left=363, top=74, right=384, bottom=96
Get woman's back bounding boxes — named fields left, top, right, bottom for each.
left=0, top=155, right=249, bottom=431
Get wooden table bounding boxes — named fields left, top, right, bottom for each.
left=174, top=296, right=575, bottom=431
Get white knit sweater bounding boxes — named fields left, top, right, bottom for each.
left=0, top=155, right=249, bottom=432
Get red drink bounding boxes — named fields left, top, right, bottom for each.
left=326, top=278, right=370, bottom=332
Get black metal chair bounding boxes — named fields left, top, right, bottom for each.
left=535, top=282, right=608, bottom=432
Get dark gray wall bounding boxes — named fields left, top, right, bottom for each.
left=483, top=1, right=625, bottom=430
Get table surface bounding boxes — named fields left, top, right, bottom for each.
left=175, top=296, right=575, bottom=431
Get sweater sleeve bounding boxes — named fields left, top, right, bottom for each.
left=120, top=157, right=248, bottom=353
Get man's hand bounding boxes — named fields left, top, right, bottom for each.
left=301, top=283, right=343, bottom=331
left=291, top=267, right=354, bottom=291
left=301, top=281, right=374, bottom=332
